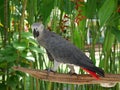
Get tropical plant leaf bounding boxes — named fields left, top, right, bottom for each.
left=21, top=51, right=35, bottom=61
left=29, top=46, right=44, bottom=53
left=0, top=46, right=17, bottom=62
left=0, top=83, right=6, bottom=90
left=13, top=40, right=27, bottom=51
left=28, top=38, right=38, bottom=46
left=72, top=29, right=81, bottom=49
left=0, top=62, right=7, bottom=68
left=111, top=27, right=120, bottom=42
left=58, top=0, right=75, bottom=14
left=39, top=0, right=54, bottom=24
left=98, top=0, right=116, bottom=27
left=7, top=75, right=20, bottom=89
left=0, top=0, right=4, bottom=24
left=21, top=31, right=33, bottom=39
left=103, top=28, right=115, bottom=52
left=86, top=0, right=97, bottom=18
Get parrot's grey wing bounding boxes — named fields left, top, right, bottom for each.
left=46, top=49, right=54, bottom=61
left=45, top=30, right=94, bottom=66
left=48, top=36, right=104, bottom=76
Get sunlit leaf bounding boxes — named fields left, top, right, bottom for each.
left=13, top=32, right=19, bottom=40
left=28, top=38, right=38, bottom=46
left=21, top=31, right=33, bottom=39
left=0, top=22, right=3, bottom=27
left=29, top=46, right=44, bottom=53
left=25, top=56, right=35, bottom=61
left=13, top=41, right=27, bottom=51
left=21, top=51, right=35, bottom=61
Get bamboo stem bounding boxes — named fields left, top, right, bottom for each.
left=18, top=0, right=27, bottom=40
left=13, top=66, right=120, bottom=85
left=3, top=0, right=8, bottom=47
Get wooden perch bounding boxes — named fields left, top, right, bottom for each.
left=13, top=66, right=120, bottom=85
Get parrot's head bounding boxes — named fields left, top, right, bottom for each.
left=31, top=22, right=44, bottom=38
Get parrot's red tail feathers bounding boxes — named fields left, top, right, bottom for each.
left=81, top=67, right=99, bottom=80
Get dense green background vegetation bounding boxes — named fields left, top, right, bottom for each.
left=0, top=0, right=120, bottom=90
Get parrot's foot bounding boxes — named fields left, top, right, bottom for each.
left=68, top=72, right=79, bottom=78
left=68, top=71, right=77, bottom=76
left=45, top=68, right=56, bottom=74
left=45, top=68, right=56, bottom=79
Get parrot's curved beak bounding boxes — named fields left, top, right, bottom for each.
left=33, top=29, right=39, bottom=38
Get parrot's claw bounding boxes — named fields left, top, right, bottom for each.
left=68, top=71, right=79, bottom=78
left=45, top=68, right=56, bottom=74
left=45, top=68, right=56, bottom=79
left=68, top=71, right=77, bottom=76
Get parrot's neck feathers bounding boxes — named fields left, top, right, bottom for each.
left=38, top=24, right=44, bottom=32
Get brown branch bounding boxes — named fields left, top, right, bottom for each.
left=13, top=66, right=120, bottom=85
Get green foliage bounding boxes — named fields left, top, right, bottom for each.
left=86, top=0, right=97, bottom=18
left=0, top=0, right=120, bottom=90
left=0, top=30, right=43, bottom=89
left=111, top=27, right=120, bottom=42
left=0, top=46, right=17, bottom=63
left=38, top=0, right=55, bottom=24
left=98, top=0, right=116, bottom=27
left=0, top=0, right=4, bottom=24
left=57, top=0, right=75, bottom=14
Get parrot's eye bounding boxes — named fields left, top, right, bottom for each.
left=35, top=28, right=39, bottom=32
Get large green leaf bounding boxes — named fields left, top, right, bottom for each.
left=13, top=40, right=28, bottom=51
left=27, top=0, right=37, bottom=24
left=39, top=0, right=54, bottom=24
left=21, top=31, right=33, bottom=39
left=21, top=51, right=35, bottom=61
left=58, top=0, right=75, bottom=14
left=111, top=27, right=120, bottom=42
left=13, top=32, right=33, bottom=41
left=98, top=0, right=116, bottom=27
left=0, top=46, right=17, bottom=62
left=72, top=29, right=81, bottom=49
left=28, top=38, right=38, bottom=46
left=103, top=28, right=115, bottom=52
left=86, top=0, right=97, bottom=18
left=29, top=46, right=44, bottom=53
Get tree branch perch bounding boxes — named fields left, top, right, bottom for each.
left=13, top=66, right=120, bottom=85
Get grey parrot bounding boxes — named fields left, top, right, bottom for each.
left=31, top=22, right=104, bottom=79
